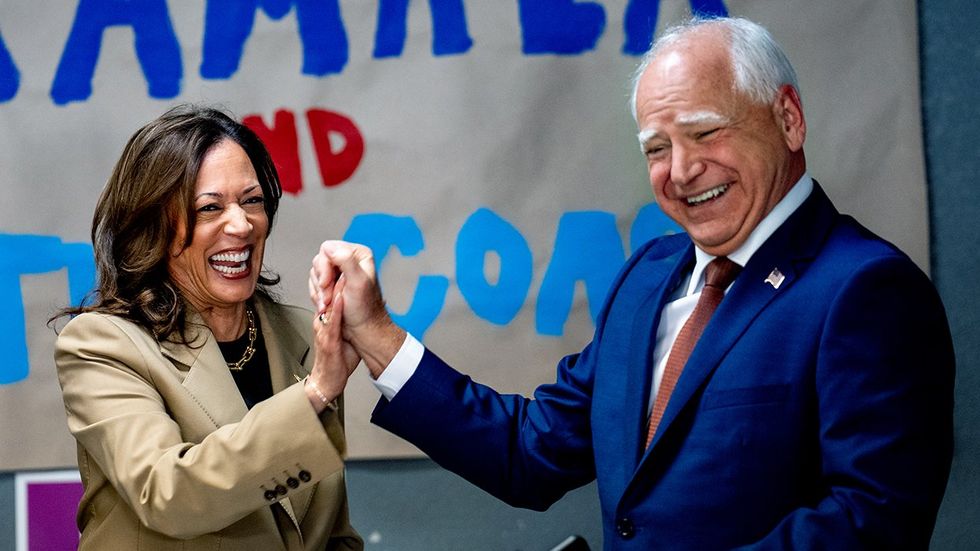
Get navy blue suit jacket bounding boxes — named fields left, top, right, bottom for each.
left=372, top=184, right=954, bottom=550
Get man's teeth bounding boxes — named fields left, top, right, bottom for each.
left=687, top=184, right=729, bottom=205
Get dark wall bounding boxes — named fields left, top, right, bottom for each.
left=920, top=0, right=980, bottom=548
left=345, top=459, right=602, bottom=550
left=2, top=1, right=978, bottom=549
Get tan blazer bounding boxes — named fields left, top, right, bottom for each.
left=55, top=294, right=363, bottom=550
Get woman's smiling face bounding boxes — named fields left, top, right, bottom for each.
left=168, top=139, right=269, bottom=314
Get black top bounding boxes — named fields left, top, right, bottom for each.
left=217, top=313, right=273, bottom=410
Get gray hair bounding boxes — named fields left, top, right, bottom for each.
left=629, top=17, right=800, bottom=120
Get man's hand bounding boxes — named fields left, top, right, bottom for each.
left=309, top=240, right=385, bottom=329
left=308, top=240, right=406, bottom=378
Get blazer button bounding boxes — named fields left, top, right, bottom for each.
left=275, top=484, right=288, bottom=496
left=287, top=477, right=300, bottom=489
left=298, top=470, right=312, bottom=482
left=263, top=490, right=278, bottom=501
left=616, top=518, right=635, bottom=539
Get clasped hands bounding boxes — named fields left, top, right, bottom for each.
left=303, top=240, right=406, bottom=413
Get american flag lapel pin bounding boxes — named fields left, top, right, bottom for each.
left=764, top=268, right=785, bottom=289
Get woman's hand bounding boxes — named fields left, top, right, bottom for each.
left=305, top=277, right=360, bottom=414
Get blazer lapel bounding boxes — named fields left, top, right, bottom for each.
left=160, top=312, right=249, bottom=428
left=642, top=183, right=838, bottom=456
left=161, top=298, right=316, bottom=532
left=254, top=295, right=312, bottom=392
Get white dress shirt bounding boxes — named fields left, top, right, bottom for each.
left=375, top=174, right=814, bottom=405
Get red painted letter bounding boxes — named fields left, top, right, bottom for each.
left=306, top=109, right=364, bottom=187
left=243, top=110, right=302, bottom=195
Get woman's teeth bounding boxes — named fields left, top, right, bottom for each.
left=209, top=250, right=250, bottom=274
left=213, top=264, right=247, bottom=275
left=211, top=250, right=250, bottom=262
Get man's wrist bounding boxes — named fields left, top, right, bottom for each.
left=349, top=316, right=406, bottom=379
left=373, top=332, right=424, bottom=400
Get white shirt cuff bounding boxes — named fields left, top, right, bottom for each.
left=372, top=332, right=424, bottom=401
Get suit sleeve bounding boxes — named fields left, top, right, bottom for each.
left=369, top=239, right=664, bottom=511
left=742, top=255, right=954, bottom=549
left=55, top=313, right=347, bottom=539
left=371, top=342, right=599, bottom=511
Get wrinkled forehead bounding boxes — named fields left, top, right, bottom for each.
left=649, top=35, right=735, bottom=89
left=637, top=33, right=753, bottom=117
left=636, top=54, right=737, bottom=120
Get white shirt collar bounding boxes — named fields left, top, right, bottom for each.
left=686, top=173, right=814, bottom=295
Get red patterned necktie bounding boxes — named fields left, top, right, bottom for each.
left=644, top=256, right=742, bottom=449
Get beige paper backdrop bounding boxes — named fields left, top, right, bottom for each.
left=0, top=0, right=927, bottom=468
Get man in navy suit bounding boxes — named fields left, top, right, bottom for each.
left=310, top=17, right=954, bottom=549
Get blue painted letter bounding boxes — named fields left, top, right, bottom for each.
left=623, top=0, right=728, bottom=55
left=374, top=0, right=473, bottom=58
left=536, top=212, right=625, bottom=336
left=50, top=0, right=181, bottom=104
left=0, top=234, right=95, bottom=385
left=518, top=0, right=605, bottom=55
left=456, top=208, right=533, bottom=325
left=0, top=30, right=19, bottom=102
left=629, top=202, right=680, bottom=253
left=202, top=0, right=348, bottom=78
left=343, top=214, right=448, bottom=340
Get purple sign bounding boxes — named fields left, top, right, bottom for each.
left=16, top=471, right=83, bottom=551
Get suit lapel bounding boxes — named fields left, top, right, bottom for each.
left=643, top=258, right=799, bottom=454
left=622, top=246, right=694, bottom=472
left=641, top=183, right=838, bottom=456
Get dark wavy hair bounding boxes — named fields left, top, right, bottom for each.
left=52, top=105, right=283, bottom=342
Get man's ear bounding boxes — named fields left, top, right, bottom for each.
left=773, top=84, right=806, bottom=152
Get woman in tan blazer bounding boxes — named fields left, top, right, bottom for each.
left=53, top=105, right=363, bottom=550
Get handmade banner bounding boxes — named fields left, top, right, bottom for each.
left=0, top=0, right=927, bottom=468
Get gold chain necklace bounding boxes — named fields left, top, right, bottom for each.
left=227, top=307, right=256, bottom=371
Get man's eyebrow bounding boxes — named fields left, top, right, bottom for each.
left=637, top=128, right=661, bottom=146
left=636, top=111, right=729, bottom=144
left=675, top=111, right=729, bottom=126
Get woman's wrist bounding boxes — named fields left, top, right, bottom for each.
left=304, top=376, right=336, bottom=414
